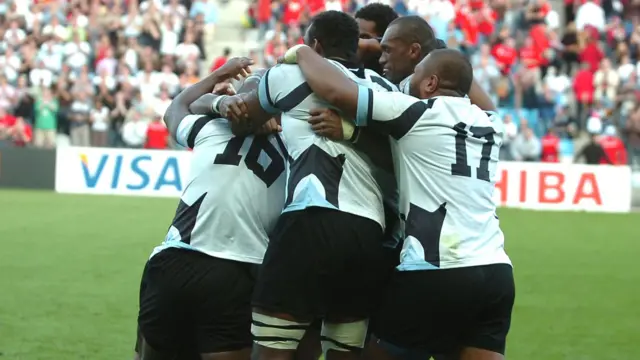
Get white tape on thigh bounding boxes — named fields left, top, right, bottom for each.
left=321, top=319, right=369, bottom=353
left=251, top=313, right=310, bottom=350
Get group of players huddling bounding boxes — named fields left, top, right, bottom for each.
left=134, top=4, right=515, bottom=360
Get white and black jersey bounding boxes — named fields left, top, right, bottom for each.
left=257, top=60, right=397, bottom=229
left=355, top=88, right=511, bottom=270
left=151, top=114, right=288, bottom=264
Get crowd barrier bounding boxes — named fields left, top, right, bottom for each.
left=0, top=146, right=635, bottom=213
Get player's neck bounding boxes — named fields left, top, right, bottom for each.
left=429, top=89, right=464, bottom=98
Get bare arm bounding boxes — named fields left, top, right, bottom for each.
left=163, top=57, right=253, bottom=139
left=468, top=79, right=497, bottom=112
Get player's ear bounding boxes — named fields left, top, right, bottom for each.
left=409, top=42, right=422, bottom=60
left=312, top=39, right=323, bottom=56
left=423, top=74, right=438, bottom=95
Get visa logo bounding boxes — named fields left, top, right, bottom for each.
left=79, top=153, right=182, bottom=191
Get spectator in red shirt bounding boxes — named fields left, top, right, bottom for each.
left=283, top=0, right=304, bottom=26
left=520, top=37, right=544, bottom=69
left=492, top=37, right=517, bottom=74
left=210, top=48, right=231, bottom=72
left=540, top=128, right=561, bottom=162
left=573, top=62, right=595, bottom=117
left=145, top=117, right=170, bottom=150
left=579, top=37, right=604, bottom=73
left=4, top=117, right=33, bottom=147
left=599, top=126, right=628, bottom=165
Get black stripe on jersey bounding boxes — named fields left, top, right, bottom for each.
left=273, top=134, right=293, bottom=162
left=253, top=336, right=301, bottom=344
left=371, top=97, right=436, bottom=140
left=405, top=202, right=447, bottom=268
left=370, top=76, right=394, bottom=91
left=275, top=82, right=313, bottom=111
left=171, top=193, right=207, bottom=245
left=263, top=68, right=277, bottom=109
left=186, top=115, right=213, bottom=149
left=366, top=88, right=374, bottom=125
left=285, top=144, right=345, bottom=208
left=252, top=320, right=309, bottom=330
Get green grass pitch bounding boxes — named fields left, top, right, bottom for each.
left=0, top=189, right=639, bottom=360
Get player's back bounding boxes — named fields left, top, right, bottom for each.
left=154, top=115, right=287, bottom=264
left=259, top=60, right=396, bottom=228
left=393, top=96, right=510, bottom=270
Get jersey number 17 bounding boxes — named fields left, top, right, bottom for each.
left=450, top=122, right=496, bottom=182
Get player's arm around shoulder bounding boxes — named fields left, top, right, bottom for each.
left=164, top=57, right=253, bottom=144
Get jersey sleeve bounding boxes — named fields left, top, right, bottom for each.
left=257, top=64, right=310, bottom=115
left=356, top=85, right=435, bottom=140
left=175, top=114, right=214, bottom=149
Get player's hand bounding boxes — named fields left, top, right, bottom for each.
left=220, top=95, right=249, bottom=123
left=255, top=118, right=283, bottom=135
left=308, top=108, right=344, bottom=140
left=216, top=57, right=253, bottom=81
left=282, top=44, right=309, bottom=64
left=212, top=81, right=236, bottom=96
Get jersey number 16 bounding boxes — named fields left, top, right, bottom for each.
left=214, top=136, right=285, bottom=187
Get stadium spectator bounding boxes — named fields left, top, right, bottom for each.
left=511, top=121, right=542, bottom=161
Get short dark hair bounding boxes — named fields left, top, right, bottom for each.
left=388, top=16, right=438, bottom=58
left=354, top=3, right=398, bottom=36
left=223, top=47, right=231, bottom=56
left=430, top=49, right=473, bottom=94
left=308, top=10, right=360, bottom=61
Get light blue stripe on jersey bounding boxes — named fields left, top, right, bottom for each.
left=397, top=262, right=439, bottom=271
left=355, top=85, right=371, bottom=126
left=282, top=179, right=338, bottom=213
left=258, top=74, right=279, bottom=114
left=150, top=240, right=198, bottom=257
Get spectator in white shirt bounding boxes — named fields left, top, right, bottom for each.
left=65, top=32, right=91, bottom=71
left=153, top=65, right=180, bottom=95
left=575, top=0, right=605, bottom=32
left=618, top=55, right=636, bottom=83
left=160, top=15, right=180, bottom=56
left=511, top=124, right=542, bottom=162
left=500, top=113, right=518, bottom=160
left=0, top=47, right=21, bottom=83
left=37, top=41, right=63, bottom=73
left=0, top=76, right=16, bottom=110
left=42, top=16, right=68, bottom=40
left=151, top=88, right=172, bottom=118
left=175, top=31, right=201, bottom=66
left=325, top=0, right=343, bottom=11
left=4, top=20, right=26, bottom=48
left=92, top=67, right=117, bottom=92
left=69, top=91, right=93, bottom=147
left=122, top=111, right=148, bottom=148
left=29, top=61, right=54, bottom=88
left=90, top=99, right=110, bottom=147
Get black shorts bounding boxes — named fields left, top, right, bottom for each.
left=138, top=248, right=257, bottom=354
left=372, top=264, right=515, bottom=355
left=252, top=207, right=387, bottom=320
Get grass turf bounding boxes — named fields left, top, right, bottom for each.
left=0, top=189, right=638, bottom=359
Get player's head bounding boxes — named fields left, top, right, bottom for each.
left=409, top=49, right=473, bottom=100
left=304, top=10, right=360, bottom=62
left=379, top=16, right=438, bottom=84
left=354, top=3, right=398, bottom=73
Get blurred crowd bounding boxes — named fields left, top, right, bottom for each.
left=1, top=0, right=640, bottom=168
left=245, top=0, right=640, bottom=167
left=0, top=0, right=218, bottom=150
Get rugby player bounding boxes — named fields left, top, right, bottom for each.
left=354, top=3, right=399, bottom=74
left=136, top=57, right=290, bottom=360
left=281, top=46, right=515, bottom=360
left=377, top=16, right=494, bottom=112
left=208, top=10, right=397, bottom=360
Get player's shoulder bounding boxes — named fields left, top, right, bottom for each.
left=363, top=69, right=398, bottom=92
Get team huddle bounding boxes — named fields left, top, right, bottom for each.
left=135, top=4, right=515, bottom=360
